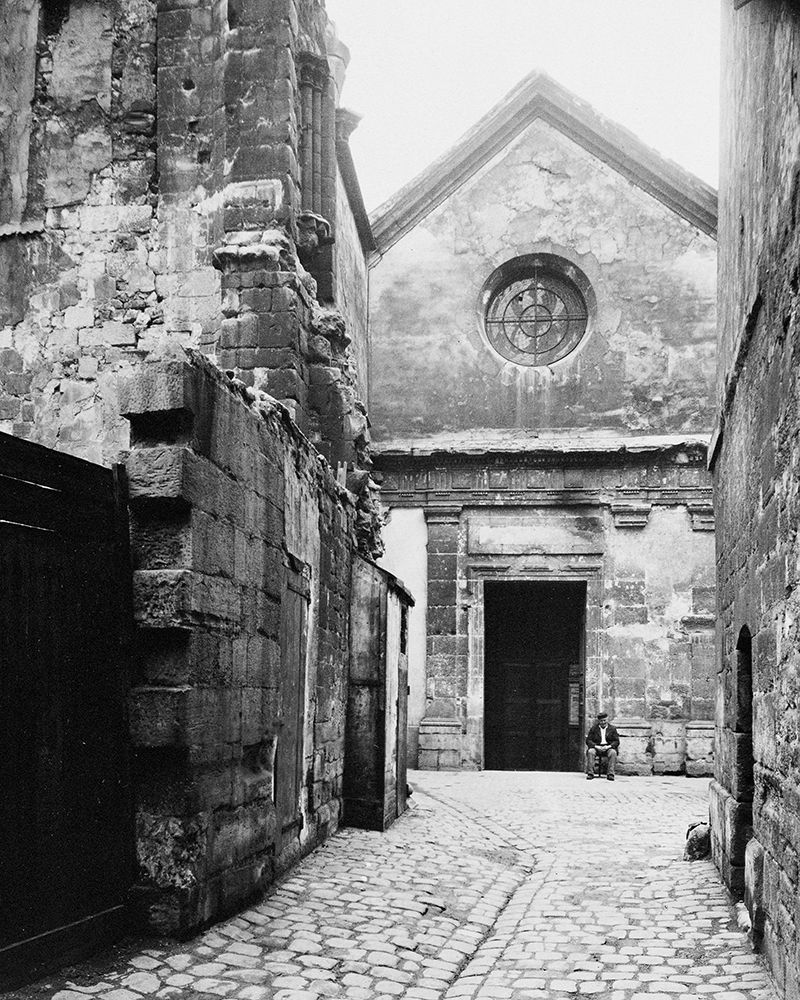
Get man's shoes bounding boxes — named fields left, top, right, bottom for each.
left=586, top=773, right=594, bottom=780
left=607, top=774, right=615, bottom=781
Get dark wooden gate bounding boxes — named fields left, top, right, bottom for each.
left=344, top=556, right=414, bottom=831
left=0, top=433, right=134, bottom=979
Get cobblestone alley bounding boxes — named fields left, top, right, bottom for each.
left=23, top=772, right=775, bottom=1000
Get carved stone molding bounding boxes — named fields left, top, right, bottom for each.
left=687, top=501, right=715, bottom=532
left=610, top=502, right=652, bottom=529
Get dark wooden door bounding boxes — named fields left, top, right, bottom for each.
left=0, top=433, right=133, bottom=972
left=494, top=658, right=568, bottom=769
left=496, top=660, right=536, bottom=769
left=275, top=563, right=309, bottom=853
left=484, top=580, right=586, bottom=771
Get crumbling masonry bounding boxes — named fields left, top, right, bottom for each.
left=0, top=0, right=391, bottom=939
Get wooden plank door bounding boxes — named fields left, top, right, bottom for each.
left=0, top=434, right=133, bottom=973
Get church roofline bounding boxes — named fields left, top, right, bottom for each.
left=369, top=71, right=718, bottom=261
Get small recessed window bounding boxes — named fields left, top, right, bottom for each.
left=479, top=254, right=594, bottom=367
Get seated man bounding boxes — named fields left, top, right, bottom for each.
left=585, top=711, right=620, bottom=780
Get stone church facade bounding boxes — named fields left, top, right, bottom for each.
left=369, top=74, right=719, bottom=776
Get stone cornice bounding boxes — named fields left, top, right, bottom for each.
left=376, top=449, right=713, bottom=527
left=382, top=487, right=713, bottom=508
left=370, top=71, right=717, bottom=260
left=375, top=438, right=709, bottom=468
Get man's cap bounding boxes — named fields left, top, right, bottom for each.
left=597, top=711, right=608, bottom=719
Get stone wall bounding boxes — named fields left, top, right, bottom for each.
left=121, top=351, right=358, bottom=935
left=369, top=118, right=717, bottom=443
left=0, top=0, right=382, bottom=939
left=0, top=0, right=371, bottom=472
left=712, top=3, right=800, bottom=996
left=0, top=0, right=159, bottom=463
left=378, top=444, right=716, bottom=775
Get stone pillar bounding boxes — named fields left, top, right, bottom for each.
left=296, top=53, right=336, bottom=301
left=213, top=231, right=314, bottom=432
left=224, top=0, right=303, bottom=225
left=418, top=508, right=463, bottom=770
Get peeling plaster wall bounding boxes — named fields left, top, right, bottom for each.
left=369, top=119, right=717, bottom=442
left=460, top=504, right=715, bottom=773
left=379, top=450, right=716, bottom=774
left=713, top=4, right=800, bottom=997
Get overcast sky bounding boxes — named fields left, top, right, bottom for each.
left=325, top=1, right=720, bottom=213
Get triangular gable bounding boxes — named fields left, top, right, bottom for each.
left=370, top=71, right=717, bottom=260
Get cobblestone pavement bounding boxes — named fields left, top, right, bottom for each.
left=26, top=771, right=775, bottom=1000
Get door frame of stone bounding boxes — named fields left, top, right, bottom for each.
left=465, top=559, right=603, bottom=770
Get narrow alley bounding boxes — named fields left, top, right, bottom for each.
left=23, top=772, right=774, bottom=1000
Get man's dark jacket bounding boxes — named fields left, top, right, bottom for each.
left=585, top=722, right=620, bottom=752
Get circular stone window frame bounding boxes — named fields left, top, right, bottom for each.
left=477, top=253, right=597, bottom=369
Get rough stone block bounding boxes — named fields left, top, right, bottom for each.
left=710, top=779, right=753, bottom=868
left=685, top=721, right=714, bottom=776
left=716, top=727, right=755, bottom=802
left=129, top=685, right=242, bottom=750
left=438, top=750, right=461, bottom=769
left=614, top=722, right=652, bottom=775
left=209, top=801, right=274, bottom=875
left=427, top=604, right=457, bottom=634
left=118, top=359, right=202, bottom=419
left=427, top=580, right=456, bottom=606
left=132, top=568, right=240, bottom=628
left=127, top=447, right=244, bottom=525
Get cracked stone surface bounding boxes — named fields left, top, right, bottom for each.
left=21, top=771, right=775, bottom=1000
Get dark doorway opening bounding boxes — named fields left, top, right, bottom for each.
left=484, top=579, right=586, bottom=771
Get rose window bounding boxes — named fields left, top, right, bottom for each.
left=480, top=257, right=592, bottom=367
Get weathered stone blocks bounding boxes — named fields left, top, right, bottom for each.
left=710, top=779, right=750, bottom=895
left=121, top=352, right=361, bottom=935
left=685, top=721, right=715, bottom=776
left=418, top=719, right=463, bottom=771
